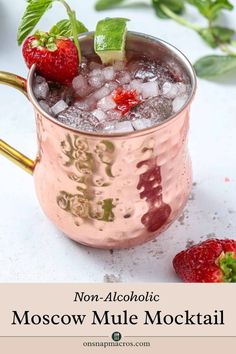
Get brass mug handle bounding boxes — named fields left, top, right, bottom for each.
left=0, top=71, right=35, bottom=174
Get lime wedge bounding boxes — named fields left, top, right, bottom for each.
left=94, top=18, right=129, bottom=64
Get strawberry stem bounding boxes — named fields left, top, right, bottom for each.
left=56, top=0, right=82, bottom=63
left=218, top=252, right=236, bottom=282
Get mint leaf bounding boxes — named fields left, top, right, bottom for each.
left=194, top=55, right=236, bottom=78
left=95, top=0, right=126, bottom=11
left=211, top=26, right=235, bottom=43
left=50, top=19, right=88, bottom=37
left=199, top=28, right=218, bottom=47
left=17, top=0, right=53, bottom=45
left=199, top=26, right=235, bottom=48
left=152, top=0, right=185, bottom=19
left=189, top=0, right=233, bottom=21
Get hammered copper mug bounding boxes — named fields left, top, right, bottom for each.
left=0, top=32, right=196, bottom=249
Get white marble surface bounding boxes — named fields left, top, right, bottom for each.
left=0, top=0, right=236, bottom=282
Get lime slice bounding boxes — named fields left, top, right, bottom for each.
left=94, top=18, right=129, bottom=64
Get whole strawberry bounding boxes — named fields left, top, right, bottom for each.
left=173, top=238, right=236, bottom=283
left=22, top=31, right=79, bottom=84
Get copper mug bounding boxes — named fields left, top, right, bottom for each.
left=0, top=32, right=196, bottom=249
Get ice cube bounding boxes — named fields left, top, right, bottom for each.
left=127, top=97, right=172, bottom=123
left=92, top=109, right=107, bottom=122
left=176, top=82, right=187, bottom=95
left=72, top=75, right=86, bottom=90
left=132, top=118, right=152, bottom=130
left=72, top=75, right=90, bottom=97
left=89, top=68, right=103, bottom=77
left=57, top=106, right=95, bottom=131
left=39, top=100, right=51, bottom=115
left=130, top=80, right=143, bottom=93
left=162, top=82, right=178, bottom=98
left=117, top=72, right=131, bottom=85
left=45, top=85, right=73, bottom=107
left=162, top=82, right=187, bottom=99
left=97, top=96, right=116, bottom=111
left=132, top=59, right=158, bottom=81
left=93, top=85, right=112, bottom=101
left=75, top=95, right=97, bottom=111
left=106, top=109, right=122, bottom=121
left=102, top=66, right=115, bottom=81
left=104, top=81, right=118, bottom=92
left=89, top=62, right=103, bottom=71
left=172, top=94, right=188, bottom=113
left=113, top=61, right=126, bottom=71
left=57, top=106, right=81, bottom=128
left=51, top=100, right=68, bottom=116
left=114, top=121, right=134, bottom=133
left=33, top=76, right=49, bottom=99
left=141, top=81, right=159, bottom=99
left=74, top=99, right=90, bottom=111
left=88, top=74, right=104, bottom=89
left=101, top=122, right=115, bottom=133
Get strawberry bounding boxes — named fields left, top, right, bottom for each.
left=112, top=88, right=141, bottom=115
left=173, top=238, right=236, bottom=283
left=22, top=31, right=79, bottom=84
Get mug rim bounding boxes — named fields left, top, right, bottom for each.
left=27, top=31, right=197, bottom=138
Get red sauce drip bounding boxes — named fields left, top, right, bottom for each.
left=112, top=88, right=141, bottom=115
left=137, top=158, right=171, bottom=233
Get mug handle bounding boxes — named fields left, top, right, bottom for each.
left=0, top=71, right=35, bottom=175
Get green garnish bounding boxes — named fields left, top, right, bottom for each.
left=194, top=55, right=236, bottom=78
left=95, top=0, right=125, bottom=11
left=95, top=0, right=236, bottom=80
left=50, top=19, right=88, bottom=37
left=94, top=17, right=129, bottom=64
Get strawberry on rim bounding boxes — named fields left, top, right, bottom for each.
left=23, top=31, right=79, bottom=84
left=18, top=0, right=89, bottom=84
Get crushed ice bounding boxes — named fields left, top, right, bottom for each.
left=33, top=56, right=191, bottom=133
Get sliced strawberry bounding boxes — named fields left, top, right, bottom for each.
left=112, top=88, right=141, bottom=115
left=22, top=31, right=79, bottom=84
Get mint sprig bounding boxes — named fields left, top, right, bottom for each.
left=152, top=0, right=185, bottom=19
left=194, top=55, right=236, bottom=78
left=95, top=0, right=126, bottom=11
left=199, top=26, right=235, bottom=48
left=188, top=0, right=233, bottom=22
left=50, top=19, right=88, bottom=37
left=17, top=0, right=53, bottom=45
left=17, top=0, right=88, bottom=63
left=95, top=0, right=236, bottom=79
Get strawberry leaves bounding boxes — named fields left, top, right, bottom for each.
left=17, top=0, right=53, bottom=45
left=50, top=19, right=88, bottom=37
